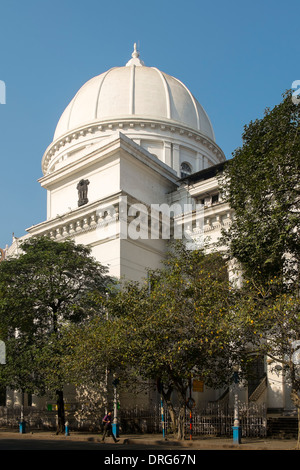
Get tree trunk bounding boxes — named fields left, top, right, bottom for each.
left=56, top=390, right=65, bottom=434
left=167, top=404, right=177, bottom=435
left=159, top=380, right=188, bottom=440
left=161, top=386, right=177, bottom=435
left=164, top=400, right=186, bottom=439
left=176, top=405, right=186, bottom=440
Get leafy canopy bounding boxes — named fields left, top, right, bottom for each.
left=0, top=236, right=113, bottom=396
left=106, top=243, right=242, bottom=393
left=220, top=90, right=300, bottom=282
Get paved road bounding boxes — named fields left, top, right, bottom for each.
left=0, top=432, right=200, bottom=452
left=0, top=438, right=176, bottom=451
left=0, top=431, right=297, bottom=452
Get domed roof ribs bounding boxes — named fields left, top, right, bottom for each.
left=94, top=67, right=117, bottom=119
left=129, top=64, right=135, bottom=115
left=172, top=76, right=200, bottom=131
left=152, top=68, right=171, bottom=119
left=66, top=88, right=81, bottom=133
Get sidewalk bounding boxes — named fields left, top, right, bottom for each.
left=0, top=430, right=298, bottom=450
left=122, top=434, right=299, bottom=450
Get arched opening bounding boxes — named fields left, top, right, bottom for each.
left=180, top=162, right=192, bottom=178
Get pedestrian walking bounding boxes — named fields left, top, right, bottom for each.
left=101, top=411, right=119, bottom=443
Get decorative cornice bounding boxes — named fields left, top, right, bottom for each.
left=39, top=131, right=179, bottom=189
left=26, top=188, right=233, bottom=247
left=41, top=117, right=225, bottom=175
left=26, top=192, right=124, bottom=240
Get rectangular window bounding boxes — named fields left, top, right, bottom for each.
left=212, top=193, right=219, bottom=204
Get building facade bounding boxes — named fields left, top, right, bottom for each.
left=5, top=45, right=293, bottom=414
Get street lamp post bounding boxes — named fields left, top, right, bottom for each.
left=112, top=377, right=119, bottom=438
left=160, top=394, right=165, bottom=438
left=232, top=367, right=241, bottom=444
left=19, top=391, right=26, bottom=434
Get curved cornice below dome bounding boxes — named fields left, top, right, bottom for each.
left=42, top=117, right=225, bottom=175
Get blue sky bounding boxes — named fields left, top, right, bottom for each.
left=0, top=0, right=298, bottom=249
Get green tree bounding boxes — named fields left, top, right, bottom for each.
left=220, top=90, right=300, bottom=283
left=106, top=244, right=246, bottom=439
left=219, top=90, right=300, bottom=444
left=61, top=316, right=113, bottom=425
left=236, top=277, right=300, bottom=447
left=0, top=236, right=112, bottom=433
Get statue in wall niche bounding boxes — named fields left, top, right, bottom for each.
left=77, top=179, right=90, bottom=207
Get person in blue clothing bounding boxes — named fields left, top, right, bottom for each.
left=101, top=411, right=119, bottom=443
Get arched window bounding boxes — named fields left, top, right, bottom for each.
left=180, top=162, right=192, bottom=178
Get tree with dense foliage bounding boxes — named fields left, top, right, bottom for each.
left=220, top=90, right=299, bottom=283
left=235, top=277, right=300, bottom=446
left=103, top=243, right=250, bottom=439
left=61, top=315, right=113, bottom=426
left=0, top=236, right=112, bottom=433
left=219, top=90, right=300, bottom=444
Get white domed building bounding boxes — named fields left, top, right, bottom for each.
left=10, top=45, right=226, bottom=282
left=5, top=45, right=295, bottom=426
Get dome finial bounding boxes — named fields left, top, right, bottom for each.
left=126, top=43, right=144, bottom=66
left=132, top=43, right=139, bottom=58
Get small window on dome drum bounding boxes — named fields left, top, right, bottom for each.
left=180, top=162, right=192, bottom=178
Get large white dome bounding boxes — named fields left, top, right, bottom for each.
left=42, top=45, right=224, bottom=176
left=54, top=45, right=215, bottom=142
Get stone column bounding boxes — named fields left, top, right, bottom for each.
left=164, top=141, right=172, bottom=167
left=196, top=152, right=204, bottom=172
left=172, top=144, right=180, bottom=176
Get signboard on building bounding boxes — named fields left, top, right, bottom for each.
left=192, top=379, right=204, bottom=392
